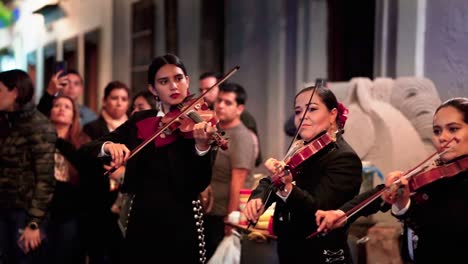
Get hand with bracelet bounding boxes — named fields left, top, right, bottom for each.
left=18, top=221, right=42, bottom=253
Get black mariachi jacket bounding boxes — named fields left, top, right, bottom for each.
left=393, top=167, right=468, bottom=263
left=250, top=134, right=362, bottom=263
left=78, top=109, right=214, bottom=263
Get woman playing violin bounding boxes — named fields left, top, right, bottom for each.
left=316, top=97, right=468, bottom=263
left=79, top=54, right=215, bottom=264
left=244, top=86, right=362, bottom=264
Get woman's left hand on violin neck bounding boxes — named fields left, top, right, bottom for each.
left=264, top=158, right=293, bottom=194
left=193, top=121, right=216, bottom=151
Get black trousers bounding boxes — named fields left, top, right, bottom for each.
left=203, top=214, right=225, bottom=261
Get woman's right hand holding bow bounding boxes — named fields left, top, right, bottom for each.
left=381, top=171, right=411, bottom=210
left=103, top=142, right=130, bottom=168
left=244, top=198, right=264, bottom=225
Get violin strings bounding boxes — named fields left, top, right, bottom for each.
left=186, top=111, right=204, bottom=123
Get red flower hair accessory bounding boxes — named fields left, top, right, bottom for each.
left=336, top=102, right=349, bottom=129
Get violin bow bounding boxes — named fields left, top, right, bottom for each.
left=306, top=137, right=456, bottom=239
left=104, top=66, right=240, bottom=176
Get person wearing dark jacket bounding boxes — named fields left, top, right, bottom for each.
left=79, top=54, right=215, bottom=263
left=80, top=81, right=130, bottom=263
left=0, top=69, right=57, bottom=263
left=315, top=97, right=468, bottom=264
left=244, top=86, right=362, bottom=264
left=45, top=95, right=89, bottom=263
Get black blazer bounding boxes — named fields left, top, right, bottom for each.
left=82, top=116, right=109, bottom=141
left=394, top=169, right=468, bottom=263
left=338, top=184, right=390, bottom=223
left=250, top=134, right=362, bottom=263
left=79, top=109, right=214, bottom=263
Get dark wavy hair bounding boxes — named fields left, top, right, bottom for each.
left=130, top=90, right=157, bottom=114
left=199, top=71, right=222, bottom=81
left=436, top=97, right=468, bottom=124
left=295, top=86, right=348, bottom=130
left=147, top=54, right=188, bottom=87
left=103, top=80, right=130, bottom=99
left=0, top=69, right=34, bottom=107
left=219, top=82, right=247, bottom=105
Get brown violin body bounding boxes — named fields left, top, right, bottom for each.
left=160, top=98, right=228, bottom=150
left=409, top=156, right=468, bottom=191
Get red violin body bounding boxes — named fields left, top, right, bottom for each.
left=409, top=156, right=468, bottom=191
left=103, top=66, right=239, bottom=177
left=136, top=98, right=228, bottom=150
left=271, top=132, right=334, bottom=189
left=286, top=132, right=333, bottom=172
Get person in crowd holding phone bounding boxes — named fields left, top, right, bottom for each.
left=38, top=64, right=97, bottom=126
left=79, top=54, right=215, bottom=263
left=315, top=97, right=468, bottom=263
left=244, top=85, right=362, bottom=264
left=0, top=69, right=57, bottom=263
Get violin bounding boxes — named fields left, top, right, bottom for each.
left=408, top=155, right=468, bottom=191
left=247, top=80, right=329, bottom=229
left=103, top=66, right=239, bottom=177
left=248, top=131, right=335, bottom=228
left=159, top=97, right=228, bottom=150
left=284, top=131, right=334, bottom=172
left=270, top=131, right=334, bottom=188
left=306, top=138, right=465, bottom=239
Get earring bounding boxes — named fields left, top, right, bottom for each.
left=155, top=95, right=162, bottom=111
left=329, top=122, right=337, bottom=141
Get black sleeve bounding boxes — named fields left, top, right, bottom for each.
left=248, top=177, right=276, bottom=210
left=37, top=92, right=55, bottom=117
left=187, top=143, right=215, bottom=195
left=287, top=151, right=363, bottom=220
left=56, top=138, right=81, bottom=168
left=339, top=184, right=391, bottom=224
left=82, top=120, right=104, bottom=141
left=79, top=118, right=134, bottom=163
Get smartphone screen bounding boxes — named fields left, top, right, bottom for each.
left=54, top=61, right=68, bottom=77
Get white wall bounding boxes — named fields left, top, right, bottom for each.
left=424, top=0, right=468, bottom=100
left=395, top=0, right=426, bottom=77
left=0, top=0, right=113, bottom=105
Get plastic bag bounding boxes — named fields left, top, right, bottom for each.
left=208, top=230, right=241, bottom=264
